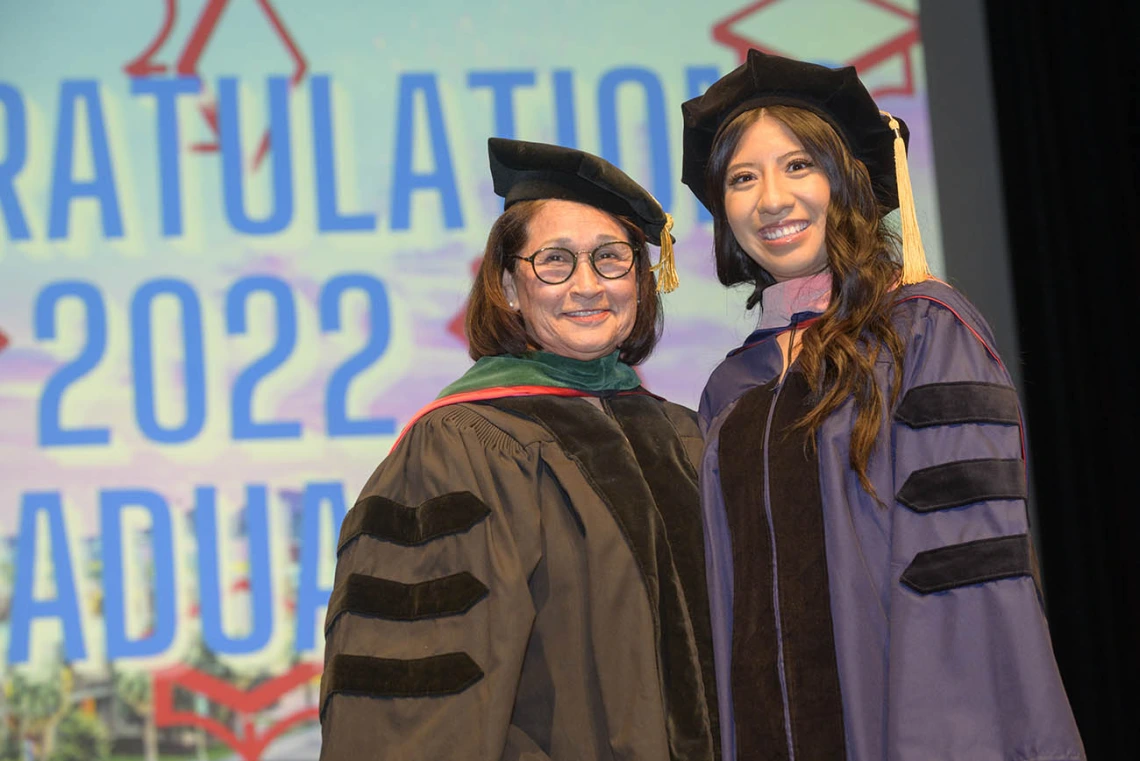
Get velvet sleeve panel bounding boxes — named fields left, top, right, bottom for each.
left=319, top=404, right=551, bottom=761
left=884, top=284, right=1085, bottom=760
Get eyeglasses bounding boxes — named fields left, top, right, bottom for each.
left=514, top=241, right=636, bottom=285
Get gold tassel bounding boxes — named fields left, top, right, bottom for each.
left=882, top=110, right=930, bottom=285
left=651, top=212, right=680, bottom=293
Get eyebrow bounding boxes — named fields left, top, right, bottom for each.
left=539, top=234, right=627, bottom=248
left=726, top=150, right=807, bottom=173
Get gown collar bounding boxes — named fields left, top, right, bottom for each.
left=437, top=350, right=640, bottom=398
left=756, top=271, right=833, bottom=332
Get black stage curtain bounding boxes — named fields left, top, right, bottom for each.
left=984, top=2, right=1138, bottom=757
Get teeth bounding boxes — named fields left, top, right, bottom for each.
left=760, top=221, right=808, bottom=240
left=566, top=310, right=605, bottom=317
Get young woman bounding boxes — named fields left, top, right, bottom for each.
left=681, top=50, right=1083, bottom=761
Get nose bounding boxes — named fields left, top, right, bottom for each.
left=568, top=252, right=604, bottom=296
left=758, top=172, right=794, bottom=216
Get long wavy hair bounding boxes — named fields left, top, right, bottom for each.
left=706, top=105, right=905, bottom=499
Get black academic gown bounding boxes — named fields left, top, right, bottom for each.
left=319, top=393, right=719, bottom=761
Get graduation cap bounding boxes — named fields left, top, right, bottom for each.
left=488, top=137, right=679, bottom=293
left=681, top=49, right=930, bottom=285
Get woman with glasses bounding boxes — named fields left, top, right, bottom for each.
left=319, top=137, right=719, bottom=761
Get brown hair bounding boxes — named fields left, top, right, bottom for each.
left=465, top=199, right=663, bottom=365
left=706, top=105, right=906, bottom=499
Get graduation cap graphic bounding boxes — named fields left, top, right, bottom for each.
left=123, top=0, right=308, bottom=170
left=711, top=0, right=921, bottom=99
left=153, top=662, right=321, bottom=761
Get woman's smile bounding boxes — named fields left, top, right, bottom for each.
left=757, top=219, right=810, bottom=244
left=563, top=307, right=611, bottom=322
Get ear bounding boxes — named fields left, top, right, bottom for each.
left=501, top=269, right=519, bottom=308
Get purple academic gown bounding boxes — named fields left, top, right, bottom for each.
left=700, top=279, right=1084, bottom=761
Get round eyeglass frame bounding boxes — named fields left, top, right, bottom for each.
left=513, top=241, right=637, bottom=285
